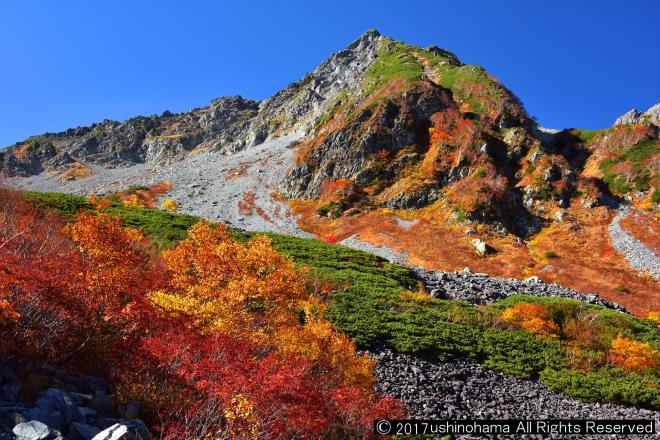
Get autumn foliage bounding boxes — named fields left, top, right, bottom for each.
left=609, top=334, right=659, bottom=373
left=0, top=189, right=403, bottom=438
left=500, top=303, right=560, bottom=339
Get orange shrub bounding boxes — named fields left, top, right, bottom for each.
left=609, top=334, right=659, bottom=373
left=500, top=303, right=560, bottom=339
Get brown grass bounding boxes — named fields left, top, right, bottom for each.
left=112, top=181, right=172, bottom=208
left=528, top=205, right=658, bottom=317
left=619, top=209, right=660, bottom=254
left=58, top=162, right=93, bottom=182
left=238, top=192, right=256, bottom=215
left=225, top=162, right=251, bottom=180
left=287, top=199, right=659, bottom=317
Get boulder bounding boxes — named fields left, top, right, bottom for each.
left=122, top=402, right=141, bottom=420
left=91, top=420, right=150, bottom=440
left=22, top=387, right=84, bottom=430
left=469, top=238, right=494, bottom=256
left=12, top=420, right=50, bottom=440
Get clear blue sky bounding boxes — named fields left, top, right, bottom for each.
left=1, top=0, right=659, bottom=147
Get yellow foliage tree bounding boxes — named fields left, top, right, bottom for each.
left=609, top=334, right=659, bottom=373
left=500, top=303, right=560, bottom=339
left=160, top=198, right=178, bottom=212
left=122, top=194, right=144, bottom=208
left=275, top=298, right=376, bottom=387
left=151, top=222, right=306, bottom=336
left=88, top=193, right=111, bottom=210
left=150, top=221, right=377, bottom=388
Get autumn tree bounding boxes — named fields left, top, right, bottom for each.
left=609, top=334, right=659, bottom=373
left=151, top=221, right=378, bottom=387
left=500, top=303, right=560, bottom=339
left=161, top=198, right=178, bottom=212
left=151, top=221, right=306, bottom=337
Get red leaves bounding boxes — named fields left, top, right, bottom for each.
left=118, top=326, right=401, bottom=439
left=1, top=191, right=405, bottom=438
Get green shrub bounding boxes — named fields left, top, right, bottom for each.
left=540, top=368, right=660, bottom=409
left=543, top=251, right=559, bottom=259
left=652, top=187, right=660, bottom=203
left=479, top=329, right=567, bottom=378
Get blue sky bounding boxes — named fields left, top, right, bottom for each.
left=1, top=0, right=659, bottom=147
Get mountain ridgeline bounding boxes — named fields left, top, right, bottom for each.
left=1, top=30, right=658, bottom=238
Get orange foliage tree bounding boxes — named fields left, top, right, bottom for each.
left=609, top=334, right=659, bottom=373
left=500, top=303, right=560, bottom=339
left=0, top=190, right=405, bottom=438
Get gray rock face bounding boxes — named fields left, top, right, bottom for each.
left=12, top=421, right=50, bottom=440
left=614, top=103, right=660, bottom=125
left=280, top=83, right=454, bottom=199
left=1, top=31, right=384, bottom=178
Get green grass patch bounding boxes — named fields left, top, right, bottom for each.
left=364, top=40, right=424, bottom=95
left=572, top=129, right=604, bottom=144
left=599, top=139, right=659, bottom=193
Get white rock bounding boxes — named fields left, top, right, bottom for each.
left=13, top=421, right=50, bottom=440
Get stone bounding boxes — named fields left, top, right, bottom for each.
left=122, top=402, right=141, bottom=420
left=78, top=406, right=97, bottom=419
left=469, top=238, right=493, bottom=256
left=21, top=407, right=63, bottom=431
left=91, top=420, right=150, bottom=440
left=12, top=420, right=50, bottom=440
left=32, top=388, right=82, bottom=426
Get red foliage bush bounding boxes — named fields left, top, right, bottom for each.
left=0, top=189, right=405, bottom=438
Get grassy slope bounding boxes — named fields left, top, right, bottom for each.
left=23, top=191, right=660, bottom=409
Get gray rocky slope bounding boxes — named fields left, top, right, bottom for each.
left=371, top=349, right=659, bottom=440
left=608, top=206, right=660, bottom=279
left=1, top=30, right=385, bottom=176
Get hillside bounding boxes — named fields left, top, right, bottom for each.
left=1, top=189, right=658, bottom=440
left=1, top=30, right=658, bottom=315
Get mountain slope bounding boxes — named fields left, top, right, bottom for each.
left=2, top=30, right=658, bottom=316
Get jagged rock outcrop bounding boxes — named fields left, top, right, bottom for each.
left=614, top=103, right=660, bottom=126
left=0, top=31, right=385, bottom=176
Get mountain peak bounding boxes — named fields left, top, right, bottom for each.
left=615, top=103, right=660, bottom=125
